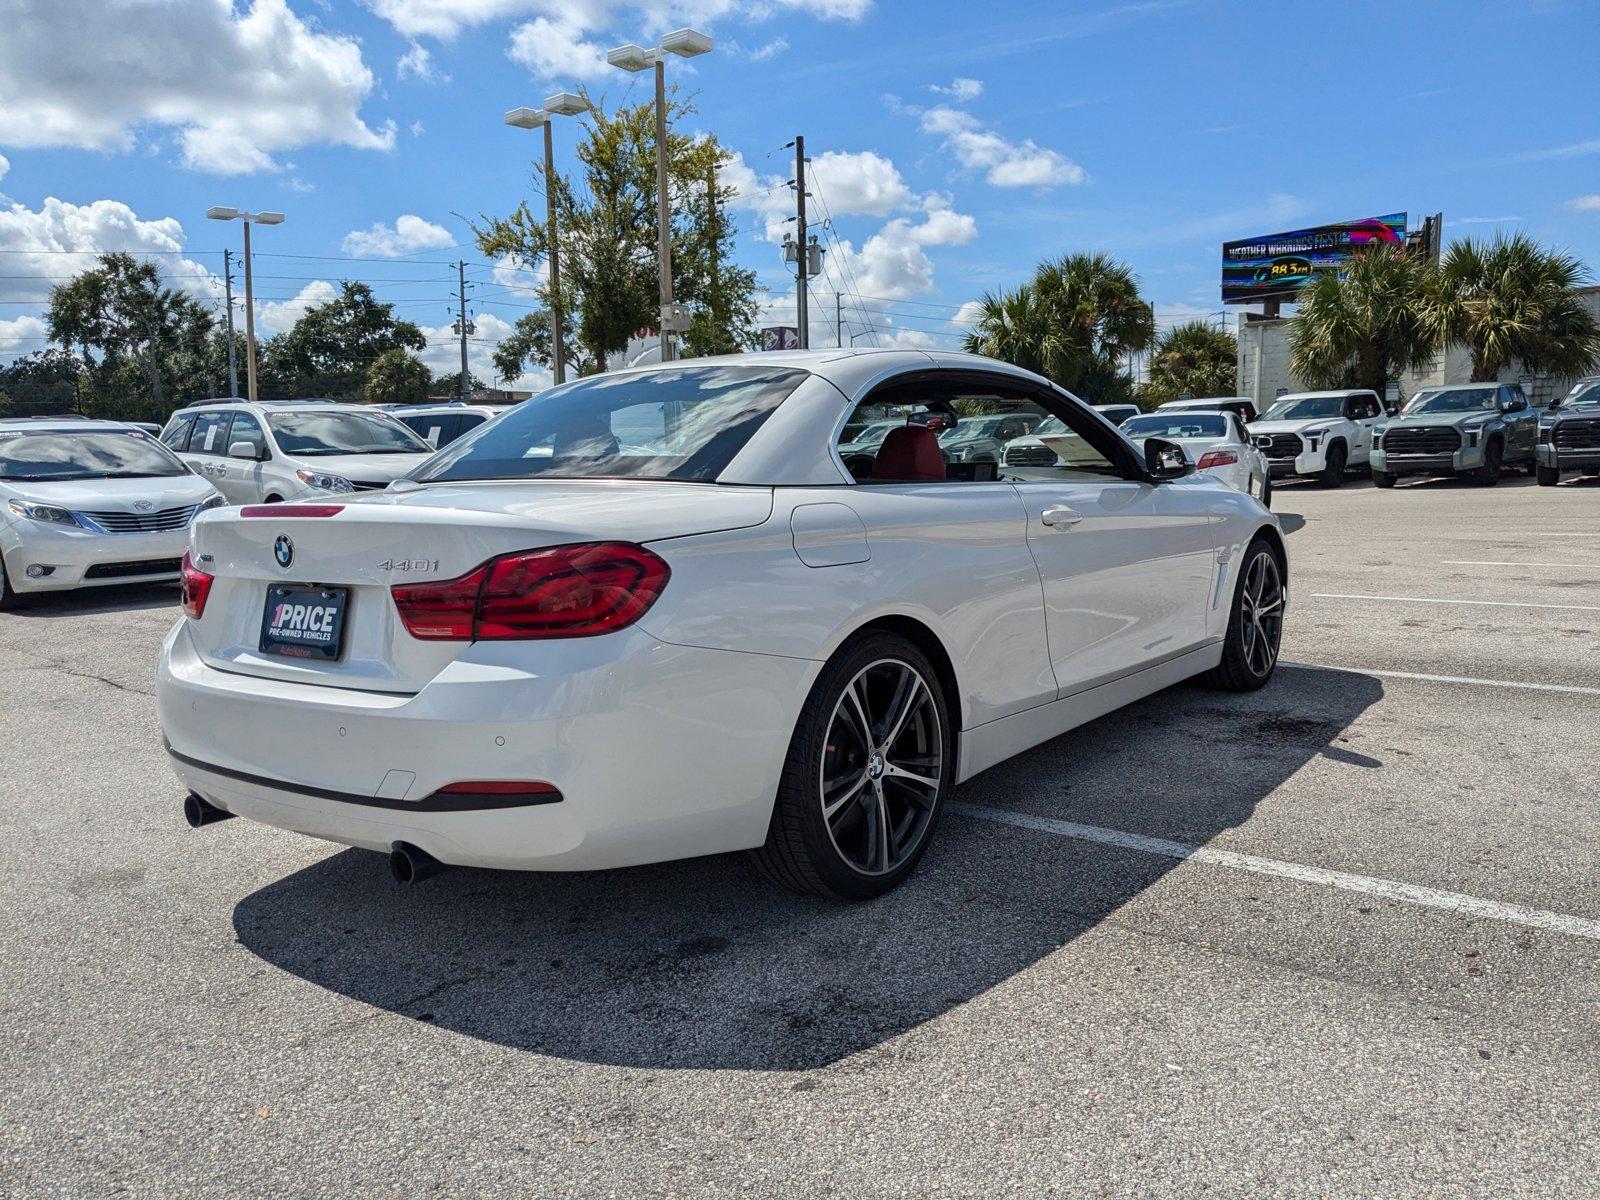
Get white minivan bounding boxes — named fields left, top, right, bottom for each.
left=161, top=400, right=435, bottom=505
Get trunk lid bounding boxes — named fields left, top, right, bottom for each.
left=186, top=480, right=772, bottom=693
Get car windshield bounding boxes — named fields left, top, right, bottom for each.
left=1403, top=387, right=1497, bottom=415
left=938, top=418, right=996, bottom=442
left=0, top=429, right=188, bottom=481
left=266, top=411, right=431, bottom=456
left=1559, top=383, right=1600, bottom=409
left=410, top=365, right=809, bottom=484
left=1262, top=396, right=1345, bottom=420
left=1122, top=413, right=1228, bottom=439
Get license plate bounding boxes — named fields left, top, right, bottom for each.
left=260, top=584, right=348, bottom=660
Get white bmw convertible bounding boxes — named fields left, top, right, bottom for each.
left=158, top=350, right=1286, bottom=900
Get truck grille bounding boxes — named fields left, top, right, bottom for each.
left=1002, top=443, right=1058, bottom=467
left=1382, top=426, right=1460, bottom=455
left=1260, top=433, right=1303, bottom=460
left=1553, top=420, right=1600, bottom=450
left=83, top=557, right=183, bottom=580
left=77, top=504, right=199, bottom=533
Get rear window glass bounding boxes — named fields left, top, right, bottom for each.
left=1123, top=413, right=1229, bottom=439
left=411, top=366, right=809, bottom=484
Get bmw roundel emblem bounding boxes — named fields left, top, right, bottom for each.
left=273, top=535, right=294, bottom=569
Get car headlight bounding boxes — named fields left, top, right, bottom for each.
left=1462, top=422, right=1487, bottom=445
left=295, top=468, right=356, bottom=493
left=1538, top=423, right=1556, bottom=444
left=199, top=493, right=227, bottom=511
left=946, top=445, right=969, bottom=461
left=7, top=499, right=77, bottom=526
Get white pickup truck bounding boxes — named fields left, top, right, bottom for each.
left=1246, top=389, right=1385, bottom=487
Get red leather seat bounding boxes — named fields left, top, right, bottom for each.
left=870, top=425, right=945, bottom=482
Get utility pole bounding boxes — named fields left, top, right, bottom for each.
left=222, top=249, right=239, bottom=397
left=794, top=134, right=808, bottom=349
left=707, top=159, right=719, bottom=353
left=453, top=260, right=473, bottom=399
left=835, top=291, right=843, bottom=348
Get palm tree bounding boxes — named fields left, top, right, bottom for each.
left=964, top=252, right=1154, bottom=401
left=1141, top=321, right=1237, bottom=406
left=1288, top=246, right=1436, bottom=393
left=1421, top=233, right=1600, bottom=382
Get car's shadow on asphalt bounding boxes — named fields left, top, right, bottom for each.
left=233, top=667, right=1383, bottom=1071
left=4, top=582, right=177, bottom=617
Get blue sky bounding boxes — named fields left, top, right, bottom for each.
left=2, top=0, right=1598, bottom=383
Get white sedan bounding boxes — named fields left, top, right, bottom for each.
left=1118, top=410, right=1272, bottom=506
left=158, top=350, right=1287, bottom=900
left=1, top=420, right=224, bottom=606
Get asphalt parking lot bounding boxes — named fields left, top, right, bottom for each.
left=2, top=474, right=1597, bottom=1198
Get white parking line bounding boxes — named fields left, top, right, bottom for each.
left=1440, top=560, right=1591, bottom=569
left=952, top=804, right=1600, bottom=942
left=1280, top=661, right=1600, bottom=696
left=1312, top=591, right=1600, bottom=613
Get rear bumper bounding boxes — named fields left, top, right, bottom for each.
left=1, top=523, right=188, bottom=593
left=156, top=620, right=816, bottom=872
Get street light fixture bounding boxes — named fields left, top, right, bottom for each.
left=504, top=92, right=589, bottom=386
left=606, top=27, right=713, bottom=363
left=205, top=207, right=284, bottom=402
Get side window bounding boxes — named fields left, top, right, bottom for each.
left=161, top=414, right=194, bottom=452
left=835, top=373, right=1125, bottom=484
left=455, top=413, right=488, bottom=438
left=188, top=412, right=233, bottom=456
left=228, top=412, right=267, bottom=457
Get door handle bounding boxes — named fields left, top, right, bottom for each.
left=1040, top=505, right=1084, bottom=528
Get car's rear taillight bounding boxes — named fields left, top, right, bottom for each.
left=180, top=551, right=214, bottom=620
left=1197, top=449, right=1239, bottom=469
left=391, top=542, right=670, bottom=641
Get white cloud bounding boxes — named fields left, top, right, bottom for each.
left=1454, top=215, right=1522, bottom=225
left=0, top=314, right=50, bottom=362
left=928, top=78, right=982, bottom=101
left=918, top=105, right=1083, bottom=187
left=727, top=148, right=917, bottom=240
left=729, top=36, right=789, bottom=61
left=366, top=0, right=873, bottom=42
left=410, top=120, right=427, bottom=137
left=397, top=42, right=448, bottom=82
left=818, top=207, right=977, bottom=301
left=506, top=13, right=611, bottom=80
left=0, top=153, right=9, bottom=183
left=0, top=0, right=395, bottom=175
left=491, top=253, right=547, bottom=295
left=952, top=299, right=984, bottom=327
left=1567, top=195, right=1600, bottom=213
left=341, top=215, right=456, bottom=258
left=0, top=196, right=219, bottom=305
left=418, top=309, right=549, bottom=390
left=256, top=280, right=337, bottom=335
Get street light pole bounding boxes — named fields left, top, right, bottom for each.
left=241, top=219, right=258, bottom=403
left=607, top=29, right=713, bottom=366
left=206, top=207, right=283, bottom=404
left=506, top=93, right=587, bottom=385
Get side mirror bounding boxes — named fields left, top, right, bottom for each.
left=1502, top=398, right=1528, bottom=414
left=1145, top=437, right=1194, bottom=480
left=227, top=441, right=263, bottom=461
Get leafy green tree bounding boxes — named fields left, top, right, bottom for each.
left=45, top=252, right=215, bottom=417
left=270, top=282, right=426, bottom=399
left=964, top=252, right=1154, bottom=402
left=491, top=309, right=595, bottom=383
left=0, top=348, right=87, bottom=416
left=1140, top=321, right=1237, bottom=406
left=1422, top=233, right=1600, bottom=382
left=1288, top=246, right=1436, bottom=393
left=364, top=348, right=432, bottom=405
left=432, top=369, right=489, bottom=398
left=474, top=92, right=760, bottom=372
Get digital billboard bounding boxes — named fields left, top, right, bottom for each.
left=1222, top=214, right=1407, bottom=303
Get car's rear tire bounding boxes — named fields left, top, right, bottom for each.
left=1372, top=468, right=1395, bottom=488
left=1472, top=440, right=1503, bottom=485
left=1319, top=442, right=1347, bottom=487
left=1537, top=464, right=1560, bottom=487
left=1200, top=538, right=1284, bottom=693
left=752, top=631, right=953, bottom=901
